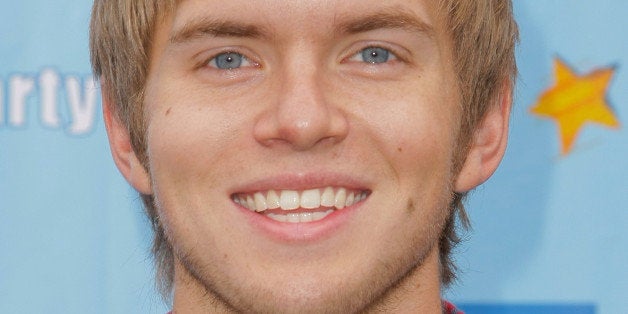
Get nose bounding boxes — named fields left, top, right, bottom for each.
left=253, top=64, right=349, bottom=151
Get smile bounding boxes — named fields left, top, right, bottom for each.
left=232, top=187, right=370, bottom=223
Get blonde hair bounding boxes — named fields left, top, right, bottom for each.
left=90, top=0, right=518, bottom=296
left=438, top=0, right=519, bottom=285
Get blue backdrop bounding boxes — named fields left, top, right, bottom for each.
left=1, top=1, right=626, bottom=313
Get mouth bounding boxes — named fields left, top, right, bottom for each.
left=232, top=187, right=370, bottom=223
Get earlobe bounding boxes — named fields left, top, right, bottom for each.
left=102, top=86, right=153, bottom=195
left=454, top=83, right=512, bottom=193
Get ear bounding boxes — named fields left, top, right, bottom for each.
left=102, top=85, right=153, bottom=195
left=454, top=82, right=512, bottom=193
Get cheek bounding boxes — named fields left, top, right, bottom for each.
left=144, top=73, right=259, bottom=172
left=391, top=117, right=457, bottom=196
left=143, top=102, right=251, bottom=249
left=142, top=83, right=250, bottom=207
left=350, top=84, right=460, bottom=182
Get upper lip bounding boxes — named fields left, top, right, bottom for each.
left=228, top=171, right=373, bottom=195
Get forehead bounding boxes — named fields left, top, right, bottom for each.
left=168, top=0, right=446, bottom=41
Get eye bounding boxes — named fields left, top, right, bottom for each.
left=207, top=52, right=254, bottom=69
left=349, top=47, right=397, bottom=64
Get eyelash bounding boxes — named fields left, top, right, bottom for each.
left=199, top=44, right=405, bottom=72
left=346, top=46, right=400, bottom=64
left=204, top=51, right=258, bottom=70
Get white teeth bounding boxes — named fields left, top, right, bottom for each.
left=246, top=195, right=255, bottom=211
left=335, top=188, right=346, bottom=209
left=267, top=213, right=287, bottom=222
left=280, top=190, right=300, bottom=210
left=311, top=211, right=329, bottom=221
left=300, top=189, right=321, bottom=209
left=254, top=192, right=267, bottom=212
left=266, top=190, right=280, bottom=209
left=234, top=187, right=368, bottom=214
left=299, top=212, right=313, bottom=222
left=321, top=187, right=335, bottom=207
left=266, top=209, right=334, bottom=223
left=287, top=213, right=300, bottom=223
left=345, top=192, right=355, bottom=207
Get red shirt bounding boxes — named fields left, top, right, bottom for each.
left=443, top=300, right=464, bottom=314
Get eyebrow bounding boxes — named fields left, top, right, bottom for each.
left=169, top=8, right=434, bottom=44
left=336, top=10, right=434, bottom=37
left=169, top=17, right=268, bottom=44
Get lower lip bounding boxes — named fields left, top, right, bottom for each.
left=237, top=203, right=362, bottom=243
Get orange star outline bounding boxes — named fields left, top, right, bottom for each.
left=531, top=57, right=620, bottom=155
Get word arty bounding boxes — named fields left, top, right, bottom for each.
left=0, top=68, right=99, bottom=135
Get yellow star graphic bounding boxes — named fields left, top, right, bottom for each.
left=531, top=58, right=620, bottom=155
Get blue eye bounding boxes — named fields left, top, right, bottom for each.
left=360, top=47, right=392, bottom=64
left=209, top=52, right=248, bottom=69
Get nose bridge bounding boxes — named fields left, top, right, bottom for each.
left=279, top=58, right=326, bottom=122
left=278, top=61, right=331, bottom=147
left=253, top=48, right=348, bottom=150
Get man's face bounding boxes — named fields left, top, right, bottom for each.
left=142, top=0, right=461, bottom=311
